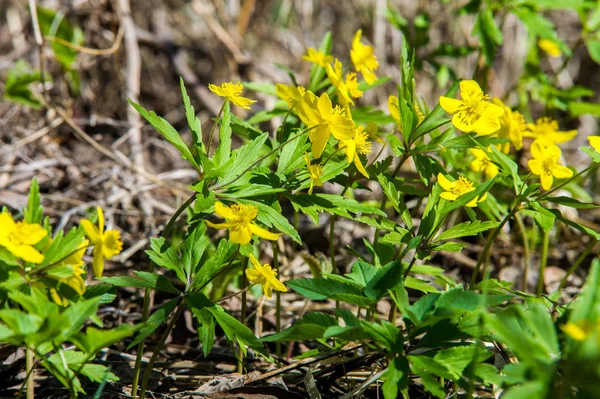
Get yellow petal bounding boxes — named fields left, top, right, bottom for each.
left=451, top=112, right=475, bottom=132
left=92, top=245, right=105, bottom=278
left=263, top=283, right=273, bottom=299
left=437, top=173, right=455, bottom=191
left=552, top=165, right=573, bottom=179
left=309, top=124, right=330, bottom=159
left=589, top=136, right=600, bottom=151
left=331, top=115, right=355, bottom=141
left=248, top=253, right=262, bottom=269
left=317, top=93, right=333, bottom=120
left=214, top=202, right=236, bottom=220
left=80, top=219, right=101, bottom=244
left=205, top=221, right=236, bottom=230
left=362, top=69, right=378, bottom=84
left=528, top=160, right=542, bottom=175
left=17, top=223, right=48, bottom=245
left=245, top=267, right=262, bottom=284
left=439, top=96, right=462, bottom=114
left=230, top=96, right=257, bottom=110
left=540, top=173, right=553, bottom=190
left=268, top=277, right=288, bottom=293
left=440, top=192, right=458, bottom=201
left=530, top=141, right=545, bottom=160
left=229, top=226, right=253, bottom=244
left=388, top=96, right=400, bottom=123
left=249, top=223, right=281, bottom=241
left=354, top=155, right=369, bottom=178
left=343, top=139, right=356, bottom=163
left=459, top=80, right=483, bottom=101
left=96, top=207, right=105, bottom=233
left=561, top=322, right=587, bottom=341
left=7, top=244, right=44, bottom=264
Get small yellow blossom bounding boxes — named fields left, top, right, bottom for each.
left=561, top=321, right=590, bottom=341
left=298, top=91, right=355, bottom=158
left=246, top=254, right=287, bottom=299
left=589, top=136, right=600, bottom=152
left=470, top=148, right=499, bottom=179
left=0, top=212, right=47, bottom=263
left=539, top=39, right=562, bottom=57
left=524, top=117, right=577, bottom=146
left=492, top=98, right=526, bottom=153
left=80, top=207, right=123, bottom=278
left=303, top=48, right=333, bottom=67
left=339, top=126, right=372, bottom=178
left=437, top=173, right=487, bottom=207
left=304, top=153, right=323, bottom=195
left=275, top=84, right=306, bottom=109
left=326, top=59, right=363, bottom=105
left=440, top=80, right=503, bottom=135
left=350, top=30, right=379, bottom=84
left=208, top=82, right=256, bottom=110
left=528, top=141, right=573, bottom=190
left=49, top=238, right=89, bottom=305
left=206, top=202, right=281, bottom=245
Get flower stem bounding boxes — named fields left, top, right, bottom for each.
left=238, top=256, right=248, bottom=373
left=273, top=241, right=282, bottom=358
left=514, top=213, right=531, bottom=292
left=329, top=180, right=352, bottom=272
left=469, top=206, right=520, bottom=289
left=138, top=300, right=185, bottom=399
left=163, top=194, right=196, bottom=238
left=558, top=240, right=597, bottom=290
left=536, top=230, right=550, bottom=296
left=26, top=347, right=34, bottom=399
left=131, top=262, right=155, bottom=398
left=207, top=101, right=226, bottom=155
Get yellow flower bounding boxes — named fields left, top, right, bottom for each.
left=440, top=80, right=503, bottom=135
left=326, top=59, right=363, bottom=105
left=245, top=254, right=287, bottom=299
left=492, top=98, right=526, bottom=153
left=589, top=136, right=600, bottom=151
left=351, top=30, right=379, bottom=84
left=49, top=238, right=89, bottom=305
left=437, top=173, right=487, bottom=207
left=539, top=39, right=562, bottom=57
left=561, top=321, right=590, bottom=341
left=339, top=126, right=372, bottom=178
left=304, top=153, right=323, bottom=195
left=298, top=91, right=355, bottom=158
left=208, top=82, right=256, bottom=110
left=206, top=202, right=281, bottom=245
left=80, top=207, right=123, bottom=278
left=275, top=84, right=306, bottom=109
left=0, top=212, right=47, bottom=263
left=302, top=48, right=333, bottom=67
left=470, top=148, right=499, bottom=179
left=528, top=141, right=573, bottom=190
left=524, top=117, right=577, bottom=146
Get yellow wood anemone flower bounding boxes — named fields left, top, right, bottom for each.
left=437, top=173, right=487, bottom=207
left=492, top=98, right=526, bottom=153
left=590, top=136, right=600, bottom=152
left=350, top=30, right=379, bottom=84
left=326, top=59, right=363, bottom=105
left=528, top=141, right=573, bottom=190
left=469, top=148, right=499, bottom=179
left=524, top=117, right=577, bottom=146
left=275, top=84, right=306, bottom=109
left=50, top=238, right=89, bottom=306
left=208, top=81, right=257, bottom=110
left=298, top=91, right=355, bottom=159
left=539, top=39, right=562, bottom=57
left=206, top=202, right=281, bottom=245
left=302, top=48, right=333, bottom=67
left=440, top=80, right=503, bottom=135
left=80, top=207, right=123, bottom=278
left=0, top=212, right=47, bottom=263
left=339, top=126, right=372, bottom=178
left=245, top=254, right=287, bottom=299
left=304, top=153, right=323, bottom=195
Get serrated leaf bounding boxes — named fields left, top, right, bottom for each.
left=261, top=312, right=338, bottom=342
left=435, top=220, right=498, bottom=242
left=180, top=77, right=203, bottom=148
left=243, top=199, right=301, bottom=243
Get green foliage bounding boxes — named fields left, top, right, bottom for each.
left=4, top=60, right=43, bottom=108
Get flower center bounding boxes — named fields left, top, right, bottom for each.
left=458, top=93, right=489, bottom=126
left=231, top=204, right=258, bottom=224
left=542, top=157, right=558, bottom=174
left=354, top=127, right=372, bottom=155
left=453, top=177, right=475, bottom=195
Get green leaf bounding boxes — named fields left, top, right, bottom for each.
left=242, top=81, right=277, bottom=96
left=346, top=260, right=378, bottom=287
left=146, top=237, right=185, bottom=283
left=24, top=177, right=43, bottom=224
left=433, top=344, right=490, bottom=377
left=409, top=355, right=455, bottom=380
left=129, top=100, right=200, bottom=171
left=81, top=364, right=119, bottom=383
left=4, top=60, right=43, bottom=108
left=488, top=145, right=522, bottom=193
left=261, top=312, right=338, bottom=342
left=570, top=259, right=600, bottom=323
left=434, top=220, right=498, bottom=242
left=287, top=278, right=373, bottom=306
left=180, top=77, right=203, bottom=149
left=243, top=199, right=301, bottom=243
left=37, top=7, right=84, bottom=70
left=474, top=9, right=503, bottom=65
left=580, top=146, right=600, bottom=163
left=382, top=356, right=409, bottom=399
left=539, top=196, right=600, bottom=209
left=71, top=325, right=138, bottom=355
left=361, top=320, right=404, bottom=352
left=548, top=208, right=600, bottom=239
left=365, top=261, right=404, bottom=301
left=586, top=40, right=600, bottom=64
left=410, top=80, right=459, bottom=142
left=191, top=239, right=238, bottom=290
left=59, top=297, right=102, bottom=343
left=100, top=272, right=181, bottom=295
left=278, top=133, right=310, bottom=174
left=214, top=132, right=269, bottom=179
left=128, top=297, right=179, bottom=349
left=193, top=307, right=216, bottom=357
left=181, top=225, right=210, bottom=280
left=568, top=100, right=600, bottom=116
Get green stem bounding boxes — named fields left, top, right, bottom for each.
left=207, top=101, right=226, bottom=155
left=273, top=241, right=282, bottom=358
left=469, top=206, right=520, bottom=289
left=329, top=180, right=352, bottom=272
left=558, top=240, right=597, bottom=290
left=163, top=194, right=196, bottom=238
left=514, top=213, right=531, bottom=292
left=138, top=301, right=185, bottom=399
left=537, top=230, right=550, bottom=296
left=131, top=262, right=155, bottom=398
left=26, top=347, right=34, bottom=399
left=238, top=256, right=248, bottom=373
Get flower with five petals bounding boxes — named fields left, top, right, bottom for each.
left=437, top=173, right=487, bottom=207
left=527, top=141, right=573, bottom=190
left=208, top=82, right=256, bottom=109
left=206, top=202, right=281, bottom=245
left=80, top=207, right=123, bottom=278
left=245, top=254, right=287, bottom=299
left=0, top=212, right=47, bottom=263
